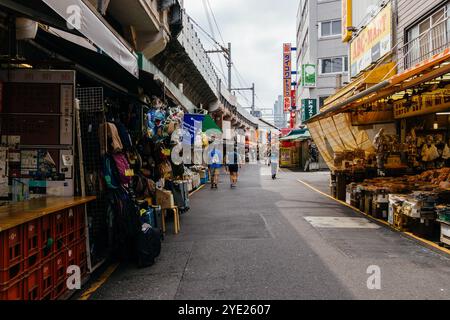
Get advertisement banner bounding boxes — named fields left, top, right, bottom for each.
left=350, top=2, right=392, bottom=77
left=283, top=43, right=292, bottom=112
left=342, top=0, right=352, bottom=42
left=183, top=114, right=204, bottom=145
left=301, top=99, right=318, bottom=122
left=302, top=64, right=316, bottom=88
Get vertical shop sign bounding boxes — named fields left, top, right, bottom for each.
left=291, top=89, right=297, bottom=109
left=301, top=99, right=318, bottom=122
left=283, top=43, right=292, bottom=112
left=290, top=111, right=297, bottom=128
left=342, top=0, right=352, bottom=42
left=302, top=64, right=317, bottom=87
left=60, top=85, right=74, bottom=145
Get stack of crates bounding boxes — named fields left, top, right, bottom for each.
left=0, top=226, right=24, bottom=300
left=0, top=204, right=89, bottom=300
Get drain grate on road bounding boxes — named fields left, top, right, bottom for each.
left=304, top=217, right=380, bottom=229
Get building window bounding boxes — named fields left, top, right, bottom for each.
left=319, top=57, right=348, bottom=74
left=405, top=4, right=450, bottom=68
left=319, top=96, right=330, bottom=108
left=319, top=20, right=342, bottom=38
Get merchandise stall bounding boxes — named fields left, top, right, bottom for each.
left=279, top=129, right=311, bottom=169
left=305, top=51, right=450, bottom=244
left=0, top=68, right=96, bottom=300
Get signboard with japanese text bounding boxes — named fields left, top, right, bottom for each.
left=350, top=2, right=392, bottom=77
left=291, top=89, right=297, bottom=109
left=342, top=0, right=352, bottom=42
left=301, top=99, right=318, bottom=122
left=290, top=111, right=297, bottom=128
left=283, top=43, right=292, bottom=112
left=302, top=64, right=316, bottom=88
left=394, top=90, right=450, bottom=119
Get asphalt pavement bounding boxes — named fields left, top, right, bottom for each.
left=89, top=164, right=450, bottom=300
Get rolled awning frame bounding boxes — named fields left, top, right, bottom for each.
left=41, top=0, right=139, bottom=78
left=305, top=48, right=450, bottom=124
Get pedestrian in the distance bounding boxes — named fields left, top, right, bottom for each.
left=209, top=146, right=222, bottom=189
left=271, top=145, right=279, bottom=180
left=226, top=148, right=241, bottom=188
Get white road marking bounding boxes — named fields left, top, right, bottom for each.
left=305, top=217, right=380, bottom=229
left=260, top=166, right=272, bottom=176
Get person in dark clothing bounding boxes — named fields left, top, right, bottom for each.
left=226, top=149, right=241, bottom=188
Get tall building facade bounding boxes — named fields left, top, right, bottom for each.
left=296, top=0, right=349, bottom=116
left=273, top=95, right=287, bottom=128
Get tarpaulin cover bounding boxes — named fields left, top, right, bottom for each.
left=307, top=121, right=335, bottom=171
left=319, top=117, right=345, bottom=152
left=307, top=113, right=376, bottom=170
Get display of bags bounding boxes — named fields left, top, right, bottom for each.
left=136, top=223, right=161, bottom=268
left=168, top=180, right=190, bottom=213
left=103, top=154, right=120, bottom=189
left=112, top=153, right=132, bottom=185
left=159, top=160, right=173, bottom=179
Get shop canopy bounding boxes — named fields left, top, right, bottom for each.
left=279, top=129, right=311, bottom=141
left=305, top=48, right=450, bottom=124
left=202, top=114, right=222, bottom=133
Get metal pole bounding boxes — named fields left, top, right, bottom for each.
left=251, top=83, right=255, bottom=114
left=227, top=42, right=232, bottom=91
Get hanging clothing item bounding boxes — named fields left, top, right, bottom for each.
left=114, top=121, right=133, bottom=151
left=429, top=144, right=440, bottom=161
left=100, top=122, right=123, bottom=153
left=443, top=144, right=450, bottom=160
left=422, top=145, right=430, bottom=162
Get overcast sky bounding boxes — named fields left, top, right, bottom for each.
left=183, top=0, right=298, bottom=118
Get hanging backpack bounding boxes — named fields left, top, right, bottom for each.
left=103, top=155, right=120, bottom=189
left=112, top=153, right=133, bottom=185
left=136, top=223, right=161, bottom=268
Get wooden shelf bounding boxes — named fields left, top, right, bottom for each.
left=0, top=196, right=96, bottom=232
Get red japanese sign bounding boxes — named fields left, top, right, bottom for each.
left=283, top=43, right=292, bottom=112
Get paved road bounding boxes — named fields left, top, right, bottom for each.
left=90, top=165, right=450, bottom=300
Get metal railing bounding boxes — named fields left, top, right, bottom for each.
left=176, top=12, right=258, bottom=125
left=401, top=15, right=450, bottom=71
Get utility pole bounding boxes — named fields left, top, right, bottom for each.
left=227, top=42, right=232, bottom=91
left=206, top=42, right=232, bottom=91
left=206, top=43, right=257, bottom=115
left=232, top=83, right=256, bottom=116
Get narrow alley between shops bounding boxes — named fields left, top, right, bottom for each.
left=86, top=165, right=450, bottom=300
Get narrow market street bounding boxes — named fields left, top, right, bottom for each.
left=88, top=165, right=450, bottom=300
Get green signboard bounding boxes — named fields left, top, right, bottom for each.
left=302, top=64, right=317, bottom=87
left=301, top=99, right=318, bottom=122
